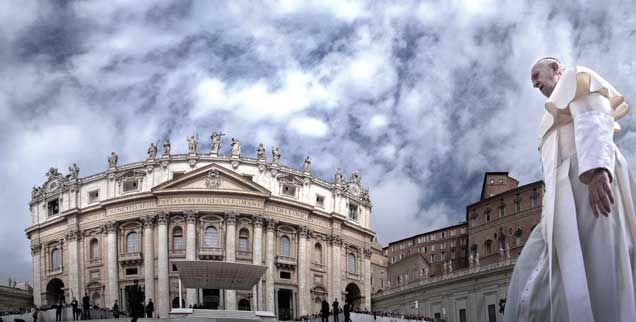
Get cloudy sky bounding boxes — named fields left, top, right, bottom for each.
left=2, top=0, right=636, bottom=283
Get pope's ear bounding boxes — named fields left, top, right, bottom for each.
left=550, top=62, right=561, bottom=74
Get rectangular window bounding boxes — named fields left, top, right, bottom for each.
left=348, top=203, right=359, bottom=221
left=125, top=267, right=138, bottom=276
left=488, top=304, right=497, bottom=322
left=451, top=249, right=456, bottom=259
left=282, top=184, right=296, bottom=197
left=459, top=309, right=467, bottom=322
left=499, top=206, right=505, bottom=217
left=88, top=190, right=99, bottom=203
left=431, top=244, right=436, bottom=252
left=241, top=174, right=254, bottom=181
left=441, top=243, right=446, bottom=250
left=424, top=247, right=427, bottom=254
left=280, top=271, right=291, bottom=279
left=47, top=199, right=60, bottom=216
left=122, top=180, right=139, bottom=192
left=172, top=172, right=185, bottom=180
left=440, top=252, right=445, bottom=261
left=431, top=254, right=435, bottom=263
left=239, top=237, right=248, bottom=251
left=315, top=195, right=325, bottom=208
left=531, top=197, right=537, bottom=208
left=441, top=232, right=446, bottom=238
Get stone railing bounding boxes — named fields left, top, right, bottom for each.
left=311, top=262, right=327, bottom=271
left=199, top=246, right=224, bottom=260
left=346, top=272, right=361, bottom=281
left=376, top=258, right=517, bottom=298
left=87, top=258, right=102, bottom=266
left=276, top=255, right=297, bottom=268
left=236, top=250, right=253, bottom=260
left=119, top=252, right=143, bottom=265
left=47, top=266, right=63, bottom=275
left=170, top=249, right=186, bottom=257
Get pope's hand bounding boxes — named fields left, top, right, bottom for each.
left=583, top=169, right=614, bottom=217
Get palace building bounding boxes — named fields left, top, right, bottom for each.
left=373, top=172, right=543, bottom=322
left=26, top=136, right=379, bottom=320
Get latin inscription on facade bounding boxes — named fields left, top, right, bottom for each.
left=158, top=196, right=264, bottom=209
left=265, top=204, right=308, bottom=220
left=106, top=201, right=157, bottom=216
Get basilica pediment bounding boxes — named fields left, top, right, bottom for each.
left=152, top=163, right=271, bottom=196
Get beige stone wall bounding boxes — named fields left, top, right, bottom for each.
left=27, top=158, right=379, bottom=320
left=0, top=286, right=33, bottom=312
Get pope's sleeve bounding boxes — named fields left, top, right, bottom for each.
left=570, top=92, right=616, bottom=183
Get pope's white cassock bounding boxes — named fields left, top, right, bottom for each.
left=504, top=66, right=636, bottom=322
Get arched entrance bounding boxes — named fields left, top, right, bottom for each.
left=238, top=299, right=251, bottom=311
left=172, top=297, right=185, bottom=308
left=345, top=283, right=361, bottom=310
left=46, top=278, right=65, bottom=305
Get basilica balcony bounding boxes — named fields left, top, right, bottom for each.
left=47, top=266, right=63, bottom=276
left=346, top=272, right=361, bottom=281
left=276, top=255, right=297, bottom=269
left=170, top=249, right=186, bottom=258
left=87, top=258, right=102, bottom=268
left=199, top=247, right=224, bottom=260
left=119, top=252, right=143, bottom=265
left=236, top=250, right=253, bottom=260
left=311, top=262, right=327, bottom=272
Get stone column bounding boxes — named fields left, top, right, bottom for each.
left=224, top=212, right=237, bottom=310
left=363, top=248, right=372, bottom=310
left=331, top=236, right=342, bottom=302
left=252, top=215, right=264, bottom=310
left=157, top=213, right=170, bottom=318
left=265, top=220, right=276, bottom=312
left=31, top=243, right=42, bottom=306
left=66, top=229, right=81, bottom=301
left=297, top=226, right=308, bottom=316
left=143, top=216, right=155, bottom=308
left=185, top=211, right=198, bottom=306
left=106, top=222, right=119, bottom=308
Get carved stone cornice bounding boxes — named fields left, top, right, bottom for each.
left=225, top=212, right=237, bottom=226
left=142, top=215, right=155, bottom=229
left=31, top=243, right=42, bottom=255
left=253, top=214, right=264, bottom=228
left=157, top=212, right=169, bottom=225
left=298, top=226, right=308, bottom=238
left=185, top=211, right=198, bottom=225
left=65, top=229, right=81, bottom=241
left=104, top=222, right=118, bottom=234
left=364, top=248, right=373, bottom=259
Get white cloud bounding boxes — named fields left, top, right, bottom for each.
left=289, top=116, right=329, bottom=138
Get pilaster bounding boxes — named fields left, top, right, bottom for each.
left=31, top=243, right=42, bottom=306
left=265, top=219, right=276, bottom=312
left=185, top=211, right=198, bottom=306
left=65, top=229, right=81, bottom=300
left=157, top=213, right=169, bottom=318
left=143, top=216, right=155, bottom=309
left=297, top=226, right=308, bottom=316
left=363, top=248, right=372, bottom=310
left=252, top=214, right=264, bottom=310
left=224, top=212, right=237, bottom=310
left=105, top=221, right=119, bottom=308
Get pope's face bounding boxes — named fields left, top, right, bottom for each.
left=530, top=62, right=561, bottom=98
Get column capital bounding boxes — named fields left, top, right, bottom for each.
left=157, top=212, right=169, bottom=225
left=253, top=214, right=265, bottom=228
left=364, top=248, right=373, bottom=259
left=329, top=235, right=342, bottom=246
left=142, top=215, right=156, bottom=229
left=266, top=219, right=277, bottom=232
left=185, top=211, right=198, bottom=224
left=225, top=212, right=237, bottom=225
left=298, top=225, right=308, bottom=238
left=104, top=221, right=118, bottom=234
left=31, top=243, right=42, bottom=255
left=65, top=229, right=81, bottom=241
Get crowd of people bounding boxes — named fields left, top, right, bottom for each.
left=294, top=305, right=448, bottom=322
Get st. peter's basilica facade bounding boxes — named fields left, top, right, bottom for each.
left=26, top=134, right=379, bottom=320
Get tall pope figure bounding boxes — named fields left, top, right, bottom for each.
left=504, top=58, right=636, bottom=322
